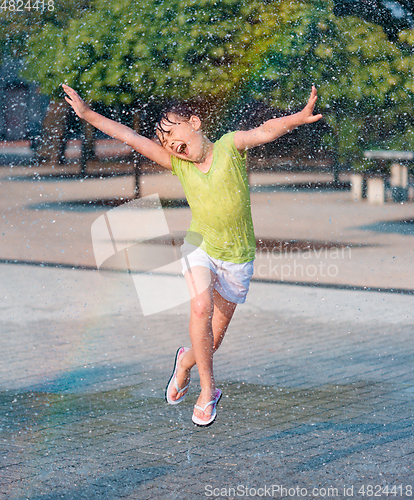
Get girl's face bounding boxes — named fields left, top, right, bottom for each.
left=156, top=113, right=205, bottom=163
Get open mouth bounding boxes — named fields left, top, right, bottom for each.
left=177, top=143, right=187, bottom=155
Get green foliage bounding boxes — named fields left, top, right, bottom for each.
left=0, top=1, right=92, bottom=61
left=252, top=0, right=412, bottom=109
left=333, top=0, right=414, bottom=41
left=249, top=0, right=414, bottom=163
left=19, top=0, right=414, bottom=162
left=23, top=0, right=282, bottom=105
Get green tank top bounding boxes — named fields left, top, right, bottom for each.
left=171, top=132, right=256, bottom=263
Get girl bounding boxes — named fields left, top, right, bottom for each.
left=62, top=83, right=322, bottom=426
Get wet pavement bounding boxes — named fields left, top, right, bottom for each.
left=1, top=161, right=414, bottom=499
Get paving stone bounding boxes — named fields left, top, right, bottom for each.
left=1, top=167, right=414, bottom=498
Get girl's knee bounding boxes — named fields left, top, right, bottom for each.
left=191, top=296, right=213, bottom=320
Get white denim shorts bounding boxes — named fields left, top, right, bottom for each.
left=180, top=241, right=254, bottom=304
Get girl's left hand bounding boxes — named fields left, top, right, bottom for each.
left=301, top=85, right=323, bottom=124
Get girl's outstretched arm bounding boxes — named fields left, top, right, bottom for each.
left=62, top=84, right=172, bottom=170
left=234, top=86, right=323, bottom=152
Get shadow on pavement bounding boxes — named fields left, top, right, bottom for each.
left=354, top=219, right=414, bottom=236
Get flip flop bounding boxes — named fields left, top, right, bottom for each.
left=192, top=389, right=222, bottom=427
left=165, top=347, right=190, bottom=405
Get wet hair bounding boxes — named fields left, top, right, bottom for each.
left=155, top=101, right=202, bottom=139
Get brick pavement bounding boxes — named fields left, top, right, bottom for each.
left=0, top=163, right=413, bottom=499
left=1, top=264, right=413, bottom=499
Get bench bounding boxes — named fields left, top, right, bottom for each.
left=351, top=150, right=413, bottom=203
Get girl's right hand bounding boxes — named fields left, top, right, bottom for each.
left=62, top=84, right=90, bottom=119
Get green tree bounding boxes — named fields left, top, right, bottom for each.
left=0, top=1, right=94, bottom=165
left=22, top=0, right=285, bottom=176
left=0, top=1, right=92, bottom=61
left=333, top=0, right=414, bottom=41
left=248, top=0, right=414, bottom=167
left=24, top=0, right=281, bottom=106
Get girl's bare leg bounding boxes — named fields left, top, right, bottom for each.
left=171, top=267, right=237, bottom=421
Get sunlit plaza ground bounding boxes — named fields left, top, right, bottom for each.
left=1, top=153, right=414, bottom=499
